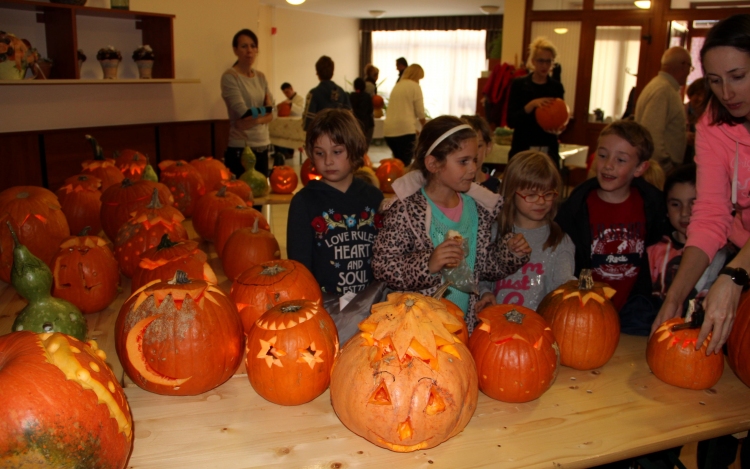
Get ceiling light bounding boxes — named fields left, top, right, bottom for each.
left=480, top=5, right=500, bottom=14
left=369, top=10, right=385, bottom=18
left=554, top=28, right=569, bottom=34
left=286, top=0, right=305, bottom=5
left=634, top=0, right=651, bottom=8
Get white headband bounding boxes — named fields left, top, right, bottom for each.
left=425, top=124, right=473, bottom=157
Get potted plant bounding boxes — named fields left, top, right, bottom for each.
left=96, top=45, right=122, bottom=79
left=132, top=45, right=155, bottom=79
left=0, top=32, right=39, bottom=80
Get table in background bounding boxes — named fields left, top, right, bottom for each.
left=269, top=116, right=306, bottom=162
left=485, top=143, right=588, bottom=168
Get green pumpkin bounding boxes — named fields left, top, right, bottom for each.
left=142, top=163, right=158, bottom=182
left=239, top=144, right=269, bottom=197
left=8, top=223, right=87, bottom=341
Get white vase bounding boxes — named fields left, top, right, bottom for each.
left=99, top=59, right=120, bottom=79
left=136, top=60, right=154, bottom=79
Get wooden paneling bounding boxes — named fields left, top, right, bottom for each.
left=140, top=16, right=174, bottom=79
left=0, top=132, right=43, bottom=188
left=42, top=6, right=78, bottom=79
left=158, top=121, right=213, bottom=163
left=213, top=120, right=230, bottom=160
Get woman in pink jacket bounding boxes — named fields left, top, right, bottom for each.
left=652, top=14, right=750, bottom=354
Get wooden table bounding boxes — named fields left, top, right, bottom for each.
left=1, top=221, right=749, bottom=468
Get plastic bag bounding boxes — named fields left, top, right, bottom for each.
left=441, top=233, right=478, bottom=294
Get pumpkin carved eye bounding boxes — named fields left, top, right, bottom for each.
left=297, top=342, right=324, bottom=369
left=368, top=379, right=393, bottom=405
left=257, top=336, right=286, bottom=368
left=425, top=386, right=446, bottom=415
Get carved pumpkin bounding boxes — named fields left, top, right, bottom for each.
left=648, top=317, right=724, bottom=390
left=192, top=187, right=246, bottom=242
left=52, top=231, right=120, bottom=314
left=246, top=299, right=339, bottom=405
left=158, top=160, right=207, bottom=217
left=131, top=234, right=217, bottom=292
left=0, top=186, right=70, bottom=283
left=0, top=331, right=132, bottom=469
left=469, top=305, right=559, bottom=402
left=190, top=156, right=230, bottom=193
left=269, top=165, right=299, bottom=194
left=56, top=174, right=103, bottom=236
left=114, top=149, right=148, bottom=181
left=535, top=98, right=570, bottom=132
left=230, top=259, right=322, bottom=335
left=375, top=158, right=405, bottom=194
left=537, top=270, right=619, bottom=370
left=300, top=157, right=322, bottom=186
left=221, top=219, right=281, bottom=280
left=112, top=188, right=187, bottom=278
left=215, top=175, right=253, bottom=203
left=330, top=292, right=478, bottom=452
left=728, top=290, right=750, bottom=388
left=100, top=178, right=173, bottom=241
left=115, top=271, right=244, bottom=395
left=214, top=205, right=270, bottom=257
left=277, top=101, right=292, bottom=117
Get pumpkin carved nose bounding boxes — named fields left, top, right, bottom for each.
left=397, top=418, right=413, bottom=441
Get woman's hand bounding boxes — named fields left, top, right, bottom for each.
left=697, top=275, right=741, bottom=354
left=428, top=239, right=464, bottom=274
left=235, top=113, right=273, bottom=131
left=475, top=292, right=496, bottom=312
left=524, top=97, right=554, bottom=114
left=507, top=233, right=531, bottom=258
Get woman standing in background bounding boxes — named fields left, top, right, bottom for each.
left=383, top=64, right=426, bottom=166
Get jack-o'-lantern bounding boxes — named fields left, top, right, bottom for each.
left=215, top=205, right=270, bottom=257
left=433, top=284, right=469, bottom=344
left=246, top=300, right=339, bottom=405
left=215, top=176, right=253, bottom=203
left=192, top=186, right=246, bottom=242
left=648, top=317, right=724, bottom=390
left=728, top=290, right=750, bottom=388
left=537, top=270, right=619, bottom=370
left=100, top=178, right=173, bottom=241
left=113, top=188, right=187, bottom=278
left=330, top=292, right=478, bottom=452
left=52, top=230, right=120, bottom=314
left=375, top=158, right=405, bottom=194
left=158, top=160, right=206, bottom=217
left=190, top=157, right=230, bottom=193
left=56, top=175, right=103, bottom=236
left=131, top=234, right=217, bottom=292
left=230, top=259, right=322, bottom=334
left=115, top=271, right=244, bottom=395
left=0, top=186, right=70, bottom=283
left=82, top=135, right=125, bottom=192
left=469, top=305, right=559, bottom=402
left=114, top=149, right=148, bottom=181
left=300, top=157, right=322, bottom=186
left=0, top=332, right=132, bottom=469
left=269, top=165, right=298, bottom=194
left=535, top=98, right=570, bottom=132
left=221, top=219, right=281, bottom=280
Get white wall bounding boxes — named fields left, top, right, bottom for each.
left=0, top=1, right=359, bottom=133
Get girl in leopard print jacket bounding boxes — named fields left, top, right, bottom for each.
left=372, top=116, right=530, bottom=333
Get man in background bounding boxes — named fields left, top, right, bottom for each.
left=280, top=82, right=305, bottom=117
left=396, top=57, right=408, bottom=82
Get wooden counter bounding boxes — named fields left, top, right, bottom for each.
left=1, top=221, right=749, bottom=468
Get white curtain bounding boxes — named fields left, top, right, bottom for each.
left=372, top=30, right=486, bottom=118
left=589, top=26, right=641, bottom=121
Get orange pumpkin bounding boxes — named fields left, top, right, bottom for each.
left=246, top=299, right=339, bottom=405
left=277, top=101, right=292, bottom=117
left=728, top=290, right=750, bottom=388
left=214, top=205, right=270, bottom=257
left=230, top=259, right=322, bottom=335
left=537, top=270, right=619, bottom=370
left=300, top=157, right=322, bottom=186
left=221, top=219, right=280, bottom=280
left=0, top=187, right=70, bottom=283
left=190, top=157, right=230, bottom=193
left=131, top=234, right=217, bottom=292
left=375, top=158, right=405, bottom=194
left=114, top=149, right=148, bottom=181
left=535, top=98, right=569, bottom=132
left=51, top=232, right=120, bottom=314
left=158, top=160, right=206, bottom=217
left=81, top=158, right=124, bottom=193
left=330, top=292, right=478, bottom=452
left=115, top=271, right=244, bottom=395
left=434, top=284, right=469, bottom=344
left=113, top=188, right=188, bottom=279
left=269, top=165, right=298, bottom=194
left=215, top=175, right=253, bottom=203
left=469, top=305, right=559, bottom=402
left=0, top=332, right=132, bottom=469
left=648, top=317, right=724, bottom=390
left=100, top=178, right=173, bottom=241
left=192, top=187, right=246, bottom=242
left=56, top=174, right=103, bottom=236
left=372, top=94, right=385, bottom=110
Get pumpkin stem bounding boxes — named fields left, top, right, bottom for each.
left=156, top=233, right=178, bottom=251
left=6, top=221, right=19, bottom=248
left=169, top=270, right=190, bottom=285
left=432, top=281, right=454, bottom=300
left=504, top=309, right=525, bottom=324
left=78, top=226, right=91, bottom=236
left=280, top=304, right=302, bottom=313
left=217, top=186, right=228, bottom=197
left=121, top=178, right=133, bottom=188
left=146, top=188, right=162, bottom=209
left=260, top=264, right=285, bottom=276
left=579, top=269, right=594, bottom=291
left=85, top=134, right=104, bottom=160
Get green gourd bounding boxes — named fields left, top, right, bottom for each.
left=142, top=162, right=158, bottom=182
left=239, top=144, right=269, bottom=198
left=8, top=222, right=87, bottom=341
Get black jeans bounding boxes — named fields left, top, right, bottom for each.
left=385, top=134, right=416, bottom=166
left=224, top=146, right=271, bottom=178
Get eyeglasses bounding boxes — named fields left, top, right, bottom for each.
left=515, top=191, right=559, bottom=203
left=534, top=58, right=554, bottom=66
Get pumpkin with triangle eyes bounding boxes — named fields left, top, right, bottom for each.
left=269, top=165, right=298, bottom=194
left=246, top=299, right=338, bottom=405
left=330, top=292, right=478, bottom=452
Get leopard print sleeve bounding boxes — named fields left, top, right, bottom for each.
left=475, top=196, right=529, bottom=281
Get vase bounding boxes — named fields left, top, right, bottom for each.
left=33, top=60, right=52, bottom=80
left=136, top=60, right=154, bottom=79
left=99, top=59, right=120, bottom=79
left=110, top=0, right=129, bottom=9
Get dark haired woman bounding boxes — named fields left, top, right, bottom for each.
left=652, top=14, right=750, bottom=356
left=221, top=29, right=273, bottom=178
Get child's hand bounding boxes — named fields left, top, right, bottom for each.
left=507, top=233, right=531, bottom=258
left=475, top=292, right=496, bottom=312
left=428, top=239, right=464, bottom=274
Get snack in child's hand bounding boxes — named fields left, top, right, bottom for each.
left=445, top=230, right=463, bottom=268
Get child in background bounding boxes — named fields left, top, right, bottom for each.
left=461, top=115, right=500, bottom=193
left=373, top=115, right=531, bottom=333
left=287, top=108, right=384, bottom=297
left=556, top=120, right=666, bottom=335
left=648, top=164, right=727, bottom=302
left=493, top=151, right=575, bottom=309
left=349, top=78, right=375, bottom=147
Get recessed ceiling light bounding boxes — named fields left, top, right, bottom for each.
left=480, top=5, right=500, bottom=14
left=369, top=10, right=385, bottom=18
left=554, top=28, right=569, bottom=34
left=286, top=0, right=305, bottom=5
left=634, top=0, right=651, bottom=8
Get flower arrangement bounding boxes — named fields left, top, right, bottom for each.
left=132, top=45, right=154, bottom=61
left=0, top=31, right=40, bottom=79
left=96, top=46, right=122, bottom=61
